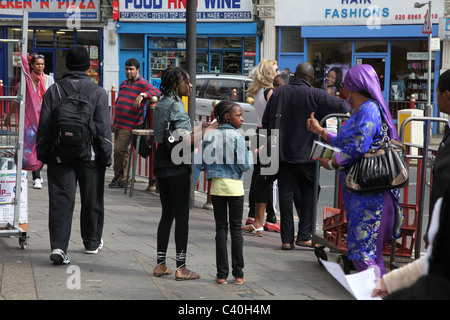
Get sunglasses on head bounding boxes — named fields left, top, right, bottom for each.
left=33, top=54, right=44, bottom=59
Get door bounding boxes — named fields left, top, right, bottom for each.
left=352, top=55, right=390, bottom=103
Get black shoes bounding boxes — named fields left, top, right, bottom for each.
left=109, top=180, right=124, bottom=188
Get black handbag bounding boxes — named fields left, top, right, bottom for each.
left=132, top=105, right=152, bottom=158
left=344, top=103, right=409, bottom=193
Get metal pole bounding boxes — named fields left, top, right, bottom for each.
left=14, top=10, right=28, bottom=228
left=426, top=1, right=432, bottom=118
left=186, top=1, right=197, bottom=208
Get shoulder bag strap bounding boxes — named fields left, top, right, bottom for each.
left=274, top=86, right=284, bottom=130
left=372, top=100, right=389, bottom=142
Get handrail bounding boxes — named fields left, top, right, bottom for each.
left=398, top=116, right=448, bottom=259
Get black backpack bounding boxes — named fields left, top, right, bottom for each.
left=52, top=79, right=98, bottom=161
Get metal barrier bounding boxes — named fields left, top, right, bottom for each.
left=398, top=116, right=448, bottom=260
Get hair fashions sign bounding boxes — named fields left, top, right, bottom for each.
left=275, top=0, right=444, bottom=27
left=119, top=0, right=254, bottom=22
left=0, top=0, right=99, bottom=21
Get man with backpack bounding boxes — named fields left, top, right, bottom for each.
left=36, top=45, right=112, bottom=265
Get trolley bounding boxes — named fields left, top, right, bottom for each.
left=0, top=10, right=29, bottom=249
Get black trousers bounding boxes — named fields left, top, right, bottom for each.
left=32, top=165, right=43, bottom=181
left=156, top=172, right=191, bottom=268
left=211, top=195, right=244, bottom=279
left=47, top=161, right=105, bottom=253
left=278, top=161, right=319, bottom=244
left=247, top=128, right=277, bottom=222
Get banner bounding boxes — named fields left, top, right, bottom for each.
left=0, top=0, right=100, bottom=21
left=119, top=0, right=254, bottom=22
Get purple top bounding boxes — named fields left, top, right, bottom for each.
left=343, top=64, right=399, bottom=140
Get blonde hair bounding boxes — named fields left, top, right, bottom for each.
left=247, top=59, right=278, bottom=97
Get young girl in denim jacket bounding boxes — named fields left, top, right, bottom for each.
left=198, top=101, right=251, bottom=285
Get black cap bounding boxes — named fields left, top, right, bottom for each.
left=66, top=45, right=90, bottom=71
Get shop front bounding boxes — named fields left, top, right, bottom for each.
left=117, top=0, right=258, bottom=88
left=275, top=0, right=444, bottom=118
left=0, top=0, right=104, bottom=89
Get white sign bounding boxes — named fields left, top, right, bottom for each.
left=431, top=37, right=441, bottom=51
left=275, top=0, right=444, bottom=27
left=407, top=51, right=436, bottom=60
left=119, top=0, right=254, bottom=22
left=0, top=0, right=100, bottom=21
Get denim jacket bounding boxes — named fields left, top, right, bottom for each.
left=197, top=123, right=250, bottom=180
left=153, top=93, right=192, bottom=143
left=153, top=93, right=192, bottom=178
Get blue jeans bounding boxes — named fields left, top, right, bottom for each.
left=211, top=195, right=244, bottom=279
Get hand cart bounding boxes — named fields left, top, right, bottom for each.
left=0, top=10, right=29, bottom=249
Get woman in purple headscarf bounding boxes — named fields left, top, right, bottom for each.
left=307, top=64, right=403, bottom=277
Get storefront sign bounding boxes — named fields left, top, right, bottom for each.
left=119, top=0, right=253, bottom=22
left=407, top=52, right=436, bottom=60
left=0, top=0, right=100, bottom=21
left=275, top=0, right=444, bottom=27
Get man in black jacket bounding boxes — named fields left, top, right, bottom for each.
left=36, top=45, right=112, bottom=264
left=262, top=62, right=350, bottom=250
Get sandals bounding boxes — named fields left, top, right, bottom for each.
left=295, top=239, right=319, bottom=248
left=175, top=267, right=201, bottom=281
left=153, top=264, right=172, bottom=277
left=241, top=224, right=263, bottom=237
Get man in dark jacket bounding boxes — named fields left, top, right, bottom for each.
left=36, top=45, right=112, bottom=264
left=262, top=62, right=350, bottom=250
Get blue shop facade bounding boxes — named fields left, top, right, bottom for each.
left=275, top=0, right=444, bottom=117
left=116, top=0, right=258, bottom=89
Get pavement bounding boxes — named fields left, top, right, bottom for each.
left=0, top=168, right=356, bottom=304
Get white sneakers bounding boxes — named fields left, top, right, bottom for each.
left=51, top=240, right=104, bottom=265
left=33, top=178, right=42, bottom=189
left=50, top=249, right=71, bottom=265
left=85, top=239, right=104, bottom=254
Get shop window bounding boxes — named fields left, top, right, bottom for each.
left=223, top=52, right=242, bottom=74
left=197, top=51, right=208, bottom=74
left=76, top=30, right=101, bottom=84
left=211, top=37, right=242, bottom=49
left=197, top=37, right=208, bottom=49
left=54, top=49, right=69, bottom=80
left=6, top=28, right=33, bottom=86
left=308, top=41, right=351, bottom=90
left=77, top=30, right=101, bottom=46
left=35, top=29, right=53, bottom=48
left=122, top=34, right=144, bottom=49
left=150, top=37, right=185, bottom=49
left=150, top=51, right=186, bottom=79
left=355, top=41, right=388, bottom=53
left=280, top=27, right=303, bottom=53
left=390, top=41, right=432, bottom=107
left=56, top=29, right=74, bottom=48
left=244, top=37, right=256, bottom=74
